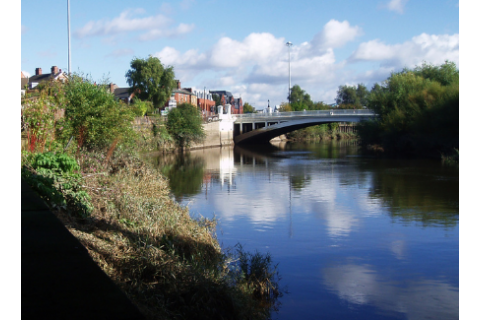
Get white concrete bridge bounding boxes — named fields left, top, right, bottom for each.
left=231, top=109, right=377, bottom=145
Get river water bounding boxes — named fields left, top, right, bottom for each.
left=150, top=141, right=459, bottom=320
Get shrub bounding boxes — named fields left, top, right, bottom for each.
left=22, top=152, right=93, bottom=218
left=56, top=74, right=137, bottom=150
left=166, top=103, right=205, bottom=148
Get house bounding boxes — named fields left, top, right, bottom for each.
left=28, top=66, right=67, bottom=90
left=184, top=88, right=216, bottom=113
left=210, top=90, right=243, bottom=114
left=164, top=80, right=197, bottom=109
left=108, top=83, right=135, bottom=104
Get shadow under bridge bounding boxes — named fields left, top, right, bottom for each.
left=233, top=109, right=377, bottom=145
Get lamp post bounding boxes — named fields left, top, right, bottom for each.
left=286, top=41, right=292, bottom=104
left=67, top=0, right=71, bottom=75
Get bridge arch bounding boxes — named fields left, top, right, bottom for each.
left=233, top=110, right=376, bottom=145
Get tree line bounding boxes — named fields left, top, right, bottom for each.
left=278, top=61, right=459, bottom=159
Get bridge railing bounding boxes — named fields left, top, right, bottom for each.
left=234, top=109, right=376, bottom=119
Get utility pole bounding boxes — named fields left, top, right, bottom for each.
left=67, top=0, right=71, bottom=75
left=286, top=41, right=292, bottom=104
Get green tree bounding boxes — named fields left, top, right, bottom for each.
left=288, top=85, right=314, bottom=110
left=243, top=102, right=256, bottom=113
left=131, top=97, right=153, bottom=116
left=125, top=56, right=176, bottom=108
left=358, top=61, right=459, bottom=156
left=335, top=84, right=368, bottom=108
left=166, top=103, right=205, bottom=148
left=278, top=102, right=292, bottom=112
left=57, top=74, right=136, bottom=150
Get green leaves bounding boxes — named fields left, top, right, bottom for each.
left=22, top=152, right=93, bottom=218
left=60, top=74, right=136, bottom=150
left=358, top=61, right=459, bottom=156
left=125, top=56, right=176, bottom=108
left=166, top=103, right=205, bottom=148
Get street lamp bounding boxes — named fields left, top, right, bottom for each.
left=286, top=41, right=292, bottom=104
left=67, top=0, right=71, bottom=75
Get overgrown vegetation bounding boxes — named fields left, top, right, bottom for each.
left=21, top=72, right=282, bottom=319
left=357, top=61, right=459, bottom=159
left=286, top=123, right=357, bottom=141
left=21, top=152, right=93, bottom=218
left=166, top=103, right=206, bottom=148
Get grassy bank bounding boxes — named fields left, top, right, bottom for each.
left=21, top=150, right=282, bottom=320
left=21, top=75, right=283, bottom=319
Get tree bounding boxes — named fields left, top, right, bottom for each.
left=125, top=56, right=176, bottom=109
left=58, top=74, right=136, bottom=150
left=212, top=94, right=222, bottom=107
left=131, top=97, right=153, bottom=116
left=243, top=102, right=256, bottom=113
left=335, top=84, right=370, bottom=108
left=166, top=103, right=205, bottom=148
left=278, top=102, right=292, bottom=112
left=358, top=61, right=459, bottom=156
left=288, top=85, right=314, bottom=111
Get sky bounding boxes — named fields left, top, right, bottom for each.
left=20, top=0, right=460, bottom=109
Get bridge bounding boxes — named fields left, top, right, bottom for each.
left=231, top=109, right=377, bottom=145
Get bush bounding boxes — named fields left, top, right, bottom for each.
left=166, top=103, right=205, bottom=148
left=56, top=74, right=137, bottom=150
left=358, top=61, right=459, bottom=157
left=22, top=152, right=93, bottom=218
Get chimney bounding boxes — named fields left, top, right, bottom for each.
left=51, top=66, right=59, bottom=75
left=35, top=68, right=42, bottom=76
left=109, top=83, right=118, bottom=93
left=176, top=80, right=181, bottom=89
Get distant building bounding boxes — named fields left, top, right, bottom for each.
left=184, top=88, right=216, bottom=113
left=28, top=66, right=67, bottom=90
left=210, top=90, right=243, bottom=114
left=107, top=83, right=135, bottom=104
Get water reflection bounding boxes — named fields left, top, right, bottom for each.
left=149, top=141, right=458, bottom=319
left=322, top=262, right=458, bottom=319
left=152, top=142, right=458, bottom=230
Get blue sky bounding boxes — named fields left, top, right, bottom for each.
left=20, top=0, right=459, bottom=108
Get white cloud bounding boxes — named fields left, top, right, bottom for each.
left=74, top=9, right=194, bottom=40
left=151, top=21, right=354, bottom=106
left=349, top=33, right=459, bottom=68
left=151, top=17, right=458, bottom=108
left=22, top=71, right=31, bottom=77
left=310, top=19, right=362, bottom=51
left=210, top=33, right=286, bottom=68
left=386, top=0, right=408, bottom=14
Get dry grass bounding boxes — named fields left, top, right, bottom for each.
left=51, top=150, right=281, bottom=320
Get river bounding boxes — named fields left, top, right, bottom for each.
left=149, top=140, right=459, bottom=320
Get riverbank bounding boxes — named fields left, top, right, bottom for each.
left=21, top=149, right=282, bottom=320
left=21, top=179, right=146, bottom=320
left=285, top=125, right=358, bottom=141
